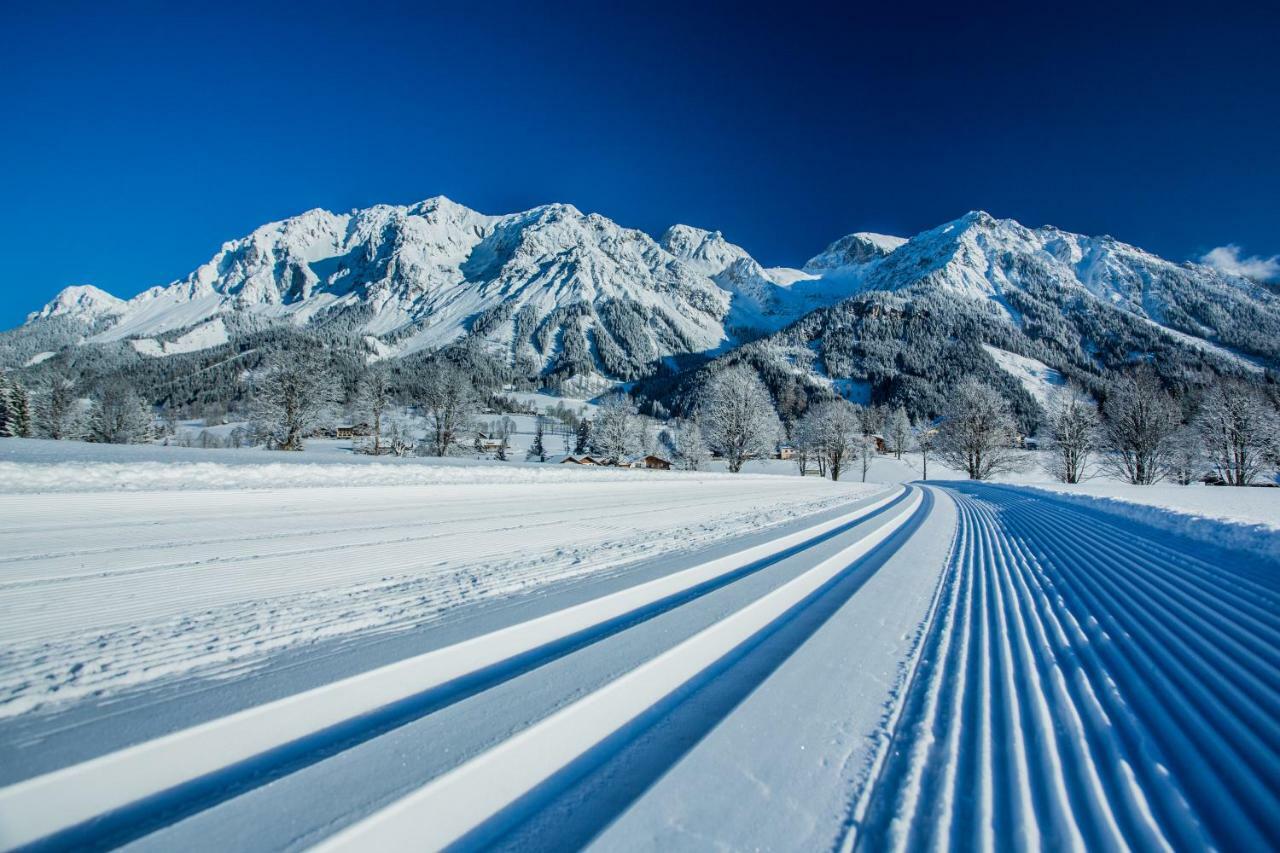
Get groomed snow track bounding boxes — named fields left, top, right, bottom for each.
left=0, top=487, right=928, bottom=852
left=854, top=483, right=1280, bottom=852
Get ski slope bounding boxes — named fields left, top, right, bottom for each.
left=854, top=483, right=1280, bottom=851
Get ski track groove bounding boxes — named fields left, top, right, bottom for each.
left=855, top=483, right=1280, bottom=852
left=1, top=487, right=861, bottom=718
left=0, top=489, right=917, bottom=851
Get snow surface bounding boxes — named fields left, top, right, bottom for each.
left=127, top=317, right=229, bottom=357
left=855, top=482, right=1280, bottom=851
left=0, top=454, right=873, bottom=719
left=0, top=489, right=907, bottom=850
left=1024, top=482, right=1280, bottom=560
left=22, top=351, right=56, bottom=366
left=981, top=344, right=1065, bottom=404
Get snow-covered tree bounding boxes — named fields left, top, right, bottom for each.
left=1196, top=379, right=1278, bottom=485
left=88, top=382, right=153, bottom=444
left=912, top=419, right=938, bottom=481
left=937, top=379, right=1022, bottom=480
left=801, top=400, right=862, bottom=481
left=529, top=418, right=547, bottom=462
left=591, top=395, right=638, bottom=461
left=885, top=407, right=912, bottom=460
left=793, top=409, right=826, bottom=476
left=699, top=365, right=781, bottom=473
left=420, top=363, right=477, bottom=457
left=37, top=376, right=83, bottom=440
left=1100, top=367, right=1181, bottom=485
left=359, top=363, right=393, bottom=456
left=249, top=352, right=337, bottom=451
left=670, top=418, right=710, bottom=471
left=574, top=418, right=591, bottom=454
left=13, top=382, right=31, bottom=437
left=0, top=376, right=10, bottom=437
left=1041, top=384, right=1099, bottom=483
left=1167, top=425, right=1204, bottom=486
left=855, top=406, right=884, bottom=481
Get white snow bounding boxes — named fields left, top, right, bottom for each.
left=981, top=344, right=1065, bottom=403
left=1023, top=482, right=1280, bottom=560
left=128, top=317, right=229, bottom=357
left=315, top=490, right=922, bottom=851
left=0, top=448, right=875, bottom=719
left=22, top=351, right=57, bottom=366
left=0, top=489, right=905, bottom=849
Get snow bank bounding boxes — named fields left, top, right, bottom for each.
left=1021, top=483, right=1280, bottom=562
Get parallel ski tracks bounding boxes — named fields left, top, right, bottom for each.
left=0, top=486, right=924, bottom=852
left=854, top=483, right=1280, bottom=852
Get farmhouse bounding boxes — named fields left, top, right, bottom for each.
left=555, top=454, right=601, bottom=465
left=334, top=423, right=372, bottom=439
left=619, top=454, right=673, bottom=470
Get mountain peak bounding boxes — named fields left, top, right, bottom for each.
left=659, top=224, right=752, bottom=277
left=30, top=285, right=125, bottom=322
left=803, top=231, right=906, bottom=273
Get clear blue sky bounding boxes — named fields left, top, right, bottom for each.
left=2, top=1, right=1277, bottom=328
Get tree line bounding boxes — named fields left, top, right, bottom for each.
left=5, top=345, right=1279, bottom=489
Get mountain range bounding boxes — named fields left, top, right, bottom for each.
left=3, top=198, right=1276, bottom=422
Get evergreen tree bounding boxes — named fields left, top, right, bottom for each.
left=0, top=376, right=11, bottom=437
left=10, top=382, right=32, bottom=437
left=529, top=419, right=547, bottom=462
left=574, top=419, right=590, bottom=454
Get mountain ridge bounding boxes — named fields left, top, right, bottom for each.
left=5, top=200, right=1277, bottom=425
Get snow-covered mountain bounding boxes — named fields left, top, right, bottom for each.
left=662, top=210, right=1280, bottom=428
left=6, top=202, right=1277, bottom=422
left=13, top=198, right=874, bottom=386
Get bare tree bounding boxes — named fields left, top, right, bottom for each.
left=1041, top=384, right=1099, bottom=483
left=420, top=364, right=477, bottom=456
left=1168, top=425, right=1204, bottom=485
left=360, top=364, right=393, bottom=455
left=885, top=407, right=912, bottom=460
left=912, top=419, right=938, bottom=481
left=670, top=418, right=710, bottom=471
left=88, top=382, right=154, bottom=444
left=937, top=379, right=1023, bottom=480
left=250, top=352, right=337, bottom=450
left=592, top=395, right=638, bottom=461
left=802, top=400, right=862, bottom=481
left=699, top=365, right=782, bottom=473
left=792, top=412, right=818, bottom=476
left=1100, top=367, right=1181, bottom=485
left=1196, top=379, right=1278, bottom=485
left=37, top=376, right=83, bottom=440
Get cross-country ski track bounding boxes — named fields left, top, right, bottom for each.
left=0, top=481, right=1277, bottom=851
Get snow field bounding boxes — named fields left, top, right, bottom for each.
left=313, top=488, right=924, bottom=851
left=855, top=482, right=1280, bottom=851
left=0, top=487, right=905, bottom=849
left=0, top=478, right=871, bottom=719
left=1023, top=482, right=1280, bottom=560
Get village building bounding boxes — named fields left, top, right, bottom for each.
left=617, top=454, right=673, bottom=470
left=334, top=422, right=373, bottom=439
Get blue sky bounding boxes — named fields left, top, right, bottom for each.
left=2, top=1, right=1277, bottom=328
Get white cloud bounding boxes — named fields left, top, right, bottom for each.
left=1199, top=244, right=1280, bottom=282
